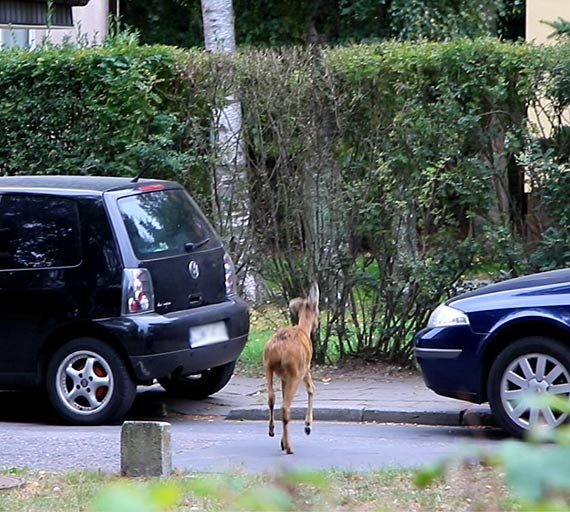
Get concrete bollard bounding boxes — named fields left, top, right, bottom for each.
left=121, top=421, right=172, bottom=477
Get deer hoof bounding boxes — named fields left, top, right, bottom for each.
left=305, top=425, right=311, bottom=435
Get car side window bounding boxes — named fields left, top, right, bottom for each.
left=0, top=194, right=81, bottom=270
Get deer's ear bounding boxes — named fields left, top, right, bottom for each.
left=289, top=297, right=304, bottom=316
left=308, top=282, right=319, bottom=306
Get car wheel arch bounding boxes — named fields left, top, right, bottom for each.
left=37, top=322, right=133, bottom=385
left=480, top=318, right=570, bottom=402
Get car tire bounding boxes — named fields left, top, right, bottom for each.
left=46, top=337, right=136, bottom=425
left=488, top=336, right=570, bottom=438
left=158, top=360, right=236, bottom=400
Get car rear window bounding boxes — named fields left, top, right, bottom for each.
left=0, top=194, right=81, bottom=270
left=118, top=189, right=216, bottom=260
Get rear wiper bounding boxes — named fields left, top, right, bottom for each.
left=184, top=238, right=210, bottom=252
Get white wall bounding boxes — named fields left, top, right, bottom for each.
left=525, top=0, right=570, bottom=192
left=526, top=0, right=570, bottom=44
left=32, top=0, right=109, bottom=46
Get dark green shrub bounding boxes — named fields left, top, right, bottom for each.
left=4, top=37, right=570, bottom=364
left=0, top=35, right=214, bottom=197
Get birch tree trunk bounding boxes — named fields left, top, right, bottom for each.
left=201, top=0, right=235, bottom=54
left=201, top=0, right=257, bottom=299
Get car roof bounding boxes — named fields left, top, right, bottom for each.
left=0, top=175, right=180, bottom=195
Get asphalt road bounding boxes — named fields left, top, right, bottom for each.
left=0, top=420, right=506, bottom=474
left=0, top=391, right=506, bottom=474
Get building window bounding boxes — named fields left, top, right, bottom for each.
left=0, top=27, right=31, bottom=48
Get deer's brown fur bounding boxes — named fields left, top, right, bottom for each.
left=263, top=283, right=319, bottom=454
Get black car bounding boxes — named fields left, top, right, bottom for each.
left=0, top=175, right=249, bottom=425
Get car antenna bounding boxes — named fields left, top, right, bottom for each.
left=131, top=169, right=146, bottom=183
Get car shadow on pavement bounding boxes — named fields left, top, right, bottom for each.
left=0, top=389, right=172, bottom=425
left=0, top=390, right=58, bottom=424
left=435, top=425, right=510, bottom=441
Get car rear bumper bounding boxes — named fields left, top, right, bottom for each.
left=129, top=333, right=248, bottom=380
left=97, top=297, right=249, bottom=381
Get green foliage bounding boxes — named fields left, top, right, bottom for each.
left=381, top=0, right=494, bottom=41
left=92, top=471, right=329, bottom=512
left=121, top=0, right=525, bottom=48
left=234, top=0, right=311, bottom=46
left=416, top=397, right=570, bottom=510
left=0, top=39, right=170, bottom=176
left=5, top=37, right=570, bottom=364
left=0, top=36, right=213, bottom=197
left=121, top=0, right=204, bottom=48
left=520, top=133, right=570, bottom=272
left=498, top=440, right=570, bottom=505
left=235, top=39, right=570, bottom=363
left=319, top=39, right=541, bottom=361
left=93, top=480, right=181, bottom=512
left=545, top=18, right=570, bottom=39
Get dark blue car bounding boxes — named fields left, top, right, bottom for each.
left=415, top=269, right=570, bottom=438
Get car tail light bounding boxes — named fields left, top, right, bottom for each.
left=122, top=268, right=155, bottom=315
left=223, top=252, right=237, bottom=297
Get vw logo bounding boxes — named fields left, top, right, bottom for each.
left=188, top=260, right=200, bottom=279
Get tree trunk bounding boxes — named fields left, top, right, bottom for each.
left=201, top=0, right=235, bottom=53
left=483, top=114, right=511, bottom=226
left=201, top=0, right=258, bottom=300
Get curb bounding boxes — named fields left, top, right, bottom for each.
left=0, top=475, right=25, bottom=490
left=226, top=406, right=497, bottom=428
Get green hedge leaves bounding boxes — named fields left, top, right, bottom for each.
left=2, top=38, right=569, bottom=363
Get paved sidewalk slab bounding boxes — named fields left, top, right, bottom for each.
left=0, top=475, right=24, bottom=489
left=135, top=371, right=496, bottom=429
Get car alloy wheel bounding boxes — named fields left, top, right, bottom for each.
left=489, top=336, right=570, bottom=437
left=47, top=337, right=136, bottom=425
left=55, top=350, right=114, bottom=415
left=501, top=352, right=570, bottom=431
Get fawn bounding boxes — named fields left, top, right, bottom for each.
left=263, top=282, right=319, bottom=454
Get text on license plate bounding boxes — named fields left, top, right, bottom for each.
left=189, top=321, right=229, bottom=348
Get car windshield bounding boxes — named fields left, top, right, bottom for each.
left=118, top=189, right=216, bottom=260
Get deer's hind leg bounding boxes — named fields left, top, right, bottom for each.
left=280, top=376, right=301, bottom=454
left=265, top=367, right=276, bottom=438
left=303, top=370, right=315, bottom=435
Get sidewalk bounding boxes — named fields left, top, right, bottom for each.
left=135, top=370, right=496, bottom=428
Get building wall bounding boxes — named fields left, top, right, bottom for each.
left=525, top=0, right=570, bottom=201
left=526, top=0, right=570, bottom=44
left=526, top=0, right=570, bottom=139
left=32, top=1, right=109, bottom=46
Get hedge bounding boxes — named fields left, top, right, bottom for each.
left=1, top=36, right=569, bottom=363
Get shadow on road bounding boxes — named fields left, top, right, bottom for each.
left=0, top=388, right=174, bottom=425
left=428, top=424, right=510, bottom=441
left=0, top=390, right=57, bottom=424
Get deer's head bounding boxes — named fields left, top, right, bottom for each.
left=289, top=282, right=320, bottom=334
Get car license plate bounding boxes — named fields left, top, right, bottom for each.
left=189, top=322, right=229, bottom=348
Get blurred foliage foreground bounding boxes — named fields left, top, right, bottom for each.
left=0, top=464, right=517, bottom=511
left=417, top=395, right=570, bottom=511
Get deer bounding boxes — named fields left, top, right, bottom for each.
left=263, top=282, right=319, bottom=454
